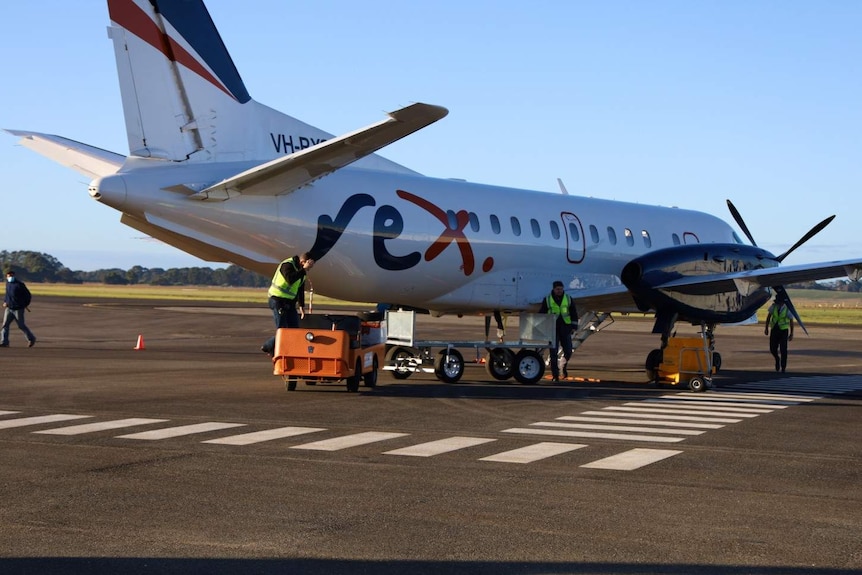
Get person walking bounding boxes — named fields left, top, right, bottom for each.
left=764, top=294, right=794, bottom=372
left=260, top=253, right=314, bottom=356
left=539, top=280, right=578, bottom=382
left=2, top=269, right=36, bottom=348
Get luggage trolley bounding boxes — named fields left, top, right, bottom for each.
left=382, top=310, right=556, bottom=384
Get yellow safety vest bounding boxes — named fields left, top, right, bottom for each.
left=768, top=304, right=790, bottom=331
left=268, top=258, right=304, bottom=300
left=546, top=294, right=573, bottom=325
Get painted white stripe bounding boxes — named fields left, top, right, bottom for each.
left=117, top=422, right=245, bottom=440
left=559, top=415, right=724, bottom=429
left=203, top=426, right=325, bottom=445
left=290, top=431, right=409, bottom=451
left=480, top=442, right=587, bottom=464
left=0, top=414, right=91, bottom=429
left=502, top=427, right=685, bottom=443
left=531, top=421, right=705, bottom=436
left=35, top=418, right=167, bottom=435
left=664, top=396, right=794, bottom=407
left=0, top=411, right=21, bottom=416
left=610, top=406, right=761, bottom=418
left=636, top=401, right=773, bottom=414
left=581, top=448, right=682, bottom=470
left=605, top=407, right=760, bottom=423
left=385, top=436, right=496, bottom=457
left=581, top=410, right=742, bottom=423
left=675, top=392, right=808, bottom=404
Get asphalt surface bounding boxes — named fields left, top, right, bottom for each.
left=0, top=297, right=860, bottom=574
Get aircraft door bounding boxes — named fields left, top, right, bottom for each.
left=683, top=231, right=700, bottom=244
left=561, top=212, right=586, bottom=263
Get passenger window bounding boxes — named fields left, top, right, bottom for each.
left=469, top=212, right=480, bottom=232
left=607, top=227, right=617, bottom=245
left=624, top=228, right=634, bottom=246
left=568, top=222, right=580, bottom=242
left=672, top=233, right=681, bottom=246
left=510, top=216, right=521, bottom=236
left=530, top=218, right=541, bottom=238
left=490, top=215, right=501, bottom=234
left=550, top=221, right=560, bottom=240
left=447, top=210, right=458, bottom=230
left=590, top=225, right=600, bottom=244
left=642, top=230, right=651, bottom=248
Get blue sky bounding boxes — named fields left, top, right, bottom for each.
left=1, top=1, right=860, bottom=271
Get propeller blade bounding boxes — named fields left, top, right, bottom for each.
left=726, top=200, right=757, bottom=247
left=772, top=286, right=808, bottom=336
left=776, top=215, right=836, bottom=262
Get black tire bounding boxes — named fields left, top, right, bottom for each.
left=485, top=348, right=515, bottom=381
left=385, top=346, right=414, bottom=380
left=285, top=377, right=297, bottom=392
left=363, top=355, right=378, bottom=388
left=689, top=377, right=707, bottom=392
left=346, top=358, right=362, bottom=392
left=434, top=349, right=465, bottom=383
left=645, top=348, right=663, bottom=382
left=512, top=349, right=544, bottom=385
left=712, top=352, right=722, bottom=373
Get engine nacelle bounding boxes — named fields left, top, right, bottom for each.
left=621, top=243, right=776, bottom=326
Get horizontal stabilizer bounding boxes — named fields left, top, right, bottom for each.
left=4, top=130, right=124, bottom=178
left=191, top=103, right=448, bottom=200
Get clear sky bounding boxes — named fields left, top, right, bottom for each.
left=1, top=1, right=860, bottom=271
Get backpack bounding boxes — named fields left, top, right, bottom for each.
left=18, top=282, right=32, bottom=308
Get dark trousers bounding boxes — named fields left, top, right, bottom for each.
left=262, top=296, right=298, bottom=354
left=769, top=328, right=789, bottom=372
left=551, top=324, right=573, bottom=379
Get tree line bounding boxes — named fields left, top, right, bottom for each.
left=0, top=250, right=268, bottom=287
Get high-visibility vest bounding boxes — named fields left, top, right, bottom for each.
left=546, top=294, right=573, bottom=325
left=768, top=303, right=791, bottom=331
left=268, top=258, right=304, bottom=300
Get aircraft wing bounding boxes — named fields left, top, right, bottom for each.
left=654, top=259, right=862, bottom=296
left=192, top=103, right=449, bottom=201
left=570, top=285, right=641, bottom=314
left=4, top=130, right=124, bottom=179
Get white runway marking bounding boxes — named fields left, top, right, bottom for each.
left=674, top=393, right=805, bottom=405
left=480, top=442, right=587, bottom=464
left=655, top=398, right=790, bottom=409
left=608, top=406, right=761, bottom=418
left=34, top=418, right=167, bottom=435
left=558, top=415, right=725, bottom=429
left=384, top=436, right=496, bottom=457
left=531, top=421, right=705, bottom=436
left=290, top=431, right=409, bottom=451
left=203, top=426, right=325, bottom=445
left=581, top=410, right=743, bottom=423
left=117, top=422, right=245, bottom=440
left=635, top=401, right=774, bottom=414
left=581, top=448, right=683, bottom=470
left=503, top=427, right=685, bottom=443
left=0, top=414, right=91, bottom=429
left=0, top=411, right=21, bottom=416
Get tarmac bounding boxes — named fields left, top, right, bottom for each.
left=0, top=296, right=860, bottom=574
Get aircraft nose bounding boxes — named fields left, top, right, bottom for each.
left=89, top=175, right=127, bottom=209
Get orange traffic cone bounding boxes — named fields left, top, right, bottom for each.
left=133, top=334, right=146, bottom=350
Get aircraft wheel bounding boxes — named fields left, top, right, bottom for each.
left=688, top=377, right=707, bottom=393
left=346, top=358, right=362, bottom=392
left=645, top=349, right=662, bottom=382
left=434, top=349, right=465, bottom=383
left=385, top=346, right=414, bottom=380
left=513, top=349, right=544, bottom=385
left=485, top=348, right=515, bottom=381
left=363, top=356, right=379, bottom=388
left=712, top=352, right=722, bottom=373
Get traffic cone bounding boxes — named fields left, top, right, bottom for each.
left=133, top=334, right=146, bottom=350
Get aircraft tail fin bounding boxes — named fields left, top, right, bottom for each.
left=106, top=0, right=416, bottom=172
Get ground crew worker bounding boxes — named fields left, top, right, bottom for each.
left=764, top=294, right=794, bottom=372
left=261, top=253, right=314, bottom=356
left=539, top=280, right=578, bottom=381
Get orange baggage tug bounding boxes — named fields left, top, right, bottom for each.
left=272, top=313, right=386, bottom=392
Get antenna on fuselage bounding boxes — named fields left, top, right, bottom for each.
left=557, top=178, right=569, bottom=195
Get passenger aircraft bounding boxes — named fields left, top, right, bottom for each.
left=6, top=0, right=862, bottom=371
